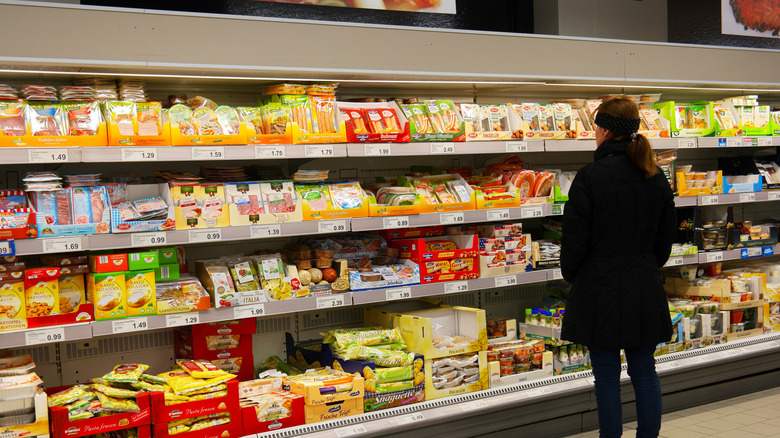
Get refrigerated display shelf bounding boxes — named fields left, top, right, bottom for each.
left=697, top=137, right=778, bottom=149
left=697, top=244, right=777, bottom=263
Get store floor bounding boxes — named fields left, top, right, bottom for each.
left=563, top=386, right=780, bottom=437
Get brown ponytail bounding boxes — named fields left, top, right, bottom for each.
left=597, top=96, right=658, bottom=178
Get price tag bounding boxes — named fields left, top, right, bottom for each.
left=692, top=355, right=712, bottom=364
left=739, top=193, right=756, bottom=203
left=318, top=220, right=347, bottom=234
left=701, top=195, right=719, bottom=205
left=335, top=425, right=367, bottom=437
left=316, top=295, right=346, bottom=308
left=487, top=209, right=510, bottom=221
left=440, top=212, right=465, bottom=225
left=677, top=138, right=696, bottom=148
left=234, top=304, right=265, bottom=319
left=551, top=268, right=563, bottom=280
left=254, top=145, right=286, bottom=159
left=430, top=143, right=455, bottom=154
left=0, top=241, right=13, bottom=256
left=28, top=148, right=69, bottom=163
left=657, top=361, right=681, bottom=371
left=521, top=206, right=544, bottom=219
left=189, top=229, right=222, bottom=243
left=131, top=232, right=167, bottom=247
left=665, top=257, right=684, bottom=267
left=505, top=141, right=529, bottom=152
left=121, top=147, right=157, bottom=161
left=495, top=275, right=518, bottom=288
left=251, top=224, right=282, bottom=238
left=25, top=327, right=65, bottom=345
left=725, top=348, right=743, bottom=357
left=386, top=287, right=412, bottom=301
left=726, top=137, right=742, bottom=147
left=706, top=252, right=724, bottom=262
left=768, top=191, right=780, bottom=201
left=305, top=144, right=335, bottom=157
left=745, top=247, right=762, bottom=258
left=191, top=146, right=225, bottom=160
left=166, top=313, right=200, bottom=327
left=758, top=137, right=773, bottom=146
left=525, top=387, right=552, bottom=398
left=396, top=412, right=425, bottom=425
left=42, top=237, right=82, bottom=253
left=444, top=281, right=469, bottom=294
left=364, top=144, right=392, bottom=156
left=382, top=216, right=410, bottom=229
left=112, top=317, right=149, bottom=334
left=460, top=400, right=488, bottom=412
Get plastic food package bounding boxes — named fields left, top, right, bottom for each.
left=100, top=363, right=149, bottom=385
left=328, top=182, right=364, bottom=210
left=96, top=392, right=140, bottom=413
left=295, top=184, right=329, bottom=211
left=178, top=359, right=231, bottom=379
left=261, top=180, right=297, bottom=213
left=104, top=101, right=137, bottom=136
left=48, top=385, right=87, bottom=407
left=64, top=101, right=101, bottom=136
left=327, top=327, right=404, bottom=348
left=28, top=103, right=66, bottom=136
left=0, top=101, right=26, bottom=136
left=92, top=383, right=138, bottom=399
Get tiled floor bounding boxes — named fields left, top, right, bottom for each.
left=564, top=386, right=780, bottom=437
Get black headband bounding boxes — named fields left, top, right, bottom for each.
left=594, top=112, right=641, bottom=134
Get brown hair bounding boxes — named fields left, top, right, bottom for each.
left=598, top=97, right=658, bottom=178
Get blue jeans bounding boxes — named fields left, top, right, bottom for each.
left=589, top=346, right=662, bottom=438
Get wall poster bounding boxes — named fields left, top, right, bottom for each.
left=722, top=0, right=780, bottom=38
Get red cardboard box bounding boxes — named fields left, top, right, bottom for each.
left=174, top=331, right=254, bottom=381
left=48, top=390, right=151, bottom=438
left=89, top=253, right=128, bottom=273
left=152, top=412, right=241, bottom=438
left=376, top=226, right=444, bottom=240
left=419, top=257, right=479, bottom=283
left=27, top=302, right=94, bottom=328
left=191, top=319, right=257, bottom=336
left=240, top=396, right=304, bottom=434
left=149, top=379, right=239, bottom=423
left=390, top=234, right=479, bottom=261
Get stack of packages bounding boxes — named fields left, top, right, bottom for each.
left=0, top=189, right=34, bottom=240
left=282, top=368, right=364, bottom=424
left=448, top=222, right=532, bottom=276
left=322, top=327, right=424, bottom=412
left=486, top=339, right=546, bottom=378
left=174, top=320, right=256, bottom=381
left=238, top=377, right=304, bottom=433
left=40, top=254, right=89, bottom=316
left=0, top=354, right=48, bottom=437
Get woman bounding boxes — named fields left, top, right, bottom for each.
left=560, top=97, right=676, bottom=438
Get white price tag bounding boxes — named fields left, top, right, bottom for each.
left=382, top=216, right=410, bottom=229
left=658, top=361, right=681, bottom=371
left=692, top=355, right=712, bottom=364
left=525, top=387, right=552, bottom=398
left=521, top=206, right=544, bottom=219
left=191, top=146, right=225, bottom=160
left=42, top=237, right=81, bottom=253
left=250, top=224, right=282, bottom=238
left=386, top=287, right=412, bottom=301
left=305, top=144, right=335, bottom=157
left=495, top=275, right=518, bottom=287
left=25, top=327, right=65, bottom=345
left=758, top=137, right=773, bottom=146
left=121, top=147, right=157, bottom=161
left=725, top=348, right=743, bottom=357
left=234, top=304, right=265, bottom=319
left=460, top=400, right=488, bottom=412
left=430, top=143, right=455, bottom=154
left=665, top=257, right=684, bottom=267
left=166, top=313, right=200, bottom=327
left=318, top=220, right=348, bottom=233
left=726, top=137, right=742, bottom=147
left=487, top=209, right=510, bottom=221
left=189, top=228, right=222, bottom=243
left=746, top=247, right=762, bottom=258
left=396, top=412, right=425, bottom=425
left=28, top=148, right=69, bottom=163
left=131, top=232, right=167, bottom=247
left=316, top=295, right=346, bottom=309
left=0, top=241, right=11, bottom=256
left=254, top=145, right=286, bottom=159
left=364, top=144, right=392, bottom=156
left=677, top=139, right=696, bottom=148
left=739, top=193, right=756, bottom=203
left=768, top=191, right=780, bottom=201
left=706, top=252, right=724, bottom=262
left=444, top=281, right=469, bottom=294
left=440, top=212, right=465, bottom=225
left=701, top=195, right=719, bottom=205
left=551, top=268, right=563, bottom=280
left=335, top=425, right=367, bottom=437
left=112, top=317, right=149, bottom=334
left=505, top=141, right=529, bottom=152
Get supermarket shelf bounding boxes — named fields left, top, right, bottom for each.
left=1, top=323, right=92, bottom=349
left=673, top=196, right=697, bottom=207
left=658, top=137, right=697, bottom=150
left=3, top=147, right=82, bottom=164
left=698, top=191, right=780, bottom=206
left=697, top=244, right=779, bottom=263
left=346, top=140, right=544, bottom=157
left=663, top=254, right=699, bottom=267
left=78, top=144, right=347, bottom=162
left=15, top=236, right=88, bottom=255
left=544, top=139, right=597, bottom=152
left=697, top=136, right=777, bottom=149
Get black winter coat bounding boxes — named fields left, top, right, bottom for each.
left=560, top=139, right=676, bottom=349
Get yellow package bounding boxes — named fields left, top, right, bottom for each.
left=48, top=385, right=87, bottom=407
left=87, top=272, right=127, bottom=321
left=69, top=411, right=94, bottom=421
left=58, top=274, right=85, bottom=314
left=178, top=374, right=235, bottom=396
left=185, top=383, right=227, bottom=396
left=92, top=383, right=138, bottom=399
left=140, top=374, right=167, bottom=384
left=125, top=270, right=156, bottom=317
left=190, top=413, right=231, bottom=431
left=168, top=425, right=190, bottom=436
left=96, top=392, right=140, bottom=413
left=163, top=393, right=192, bottom=405
left=189, top=390, right=227, bottom=401
left=25, top=269, right=60, bottom=317
left=101, top=363, right=149, bottom=384
left=159, top=370, right=202, bottom=395
left=131, top=380, right=171, bottom=393
left=0, top=278, right=26, bottom=332
left=178, top=360, right=229, bottom=379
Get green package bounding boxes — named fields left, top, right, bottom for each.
left=375, top=380, right=414, bottom=393
left=374, top=366, right=414, bottom=383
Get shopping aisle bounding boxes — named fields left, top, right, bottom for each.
left=564, top=386, right=780, bottom=437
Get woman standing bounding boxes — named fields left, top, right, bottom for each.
left=560, top=97, right=676, bottom=438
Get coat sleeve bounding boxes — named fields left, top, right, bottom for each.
left=654, top=187, right=677, bottom=268
left=561, top=169, right=592, bottom=283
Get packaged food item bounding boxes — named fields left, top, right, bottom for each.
left=264, top=103, right=290, bottom=135
left=168, top=104, right=196, bottom=135
left=215, top=106, right=241, bottom=135
left=205, top=335, right=241, bottom=350
left=328, top=182, right=364, bottom=210
left=125, top=271, right=155, bottom=311
left=261, top=180, right=297, bottom=213
left=25, top=267, right=60, bottom=317
left=199, top=264, right=237, bottom=308
left=101, top=364, right=149, bottom=384
left=425, top=240, right=458, bottom=251
left=0, top=101, right=26, bottom=136
left=63, top=101, right=101, bottom=136
left=311, top=100, right=338, bottom=134
left=48, top=385, right=87, bottom=407
left=229, top=260, right=262, bottom=295
left=178, top=360, right=230, bottom=379
left=92, top=383, right=138, bottom=399
left=58, top=274, right=85, bottom=314
left=295, top=184, right=329, bottom=211
left=96, top=392, right=140, bottom=413
left=88, top=272, right=127, bottom=318
left=256, top=255, right=294, bottom=301
left=136, top=102, right=163, bottom=136
left=27, top=103, right=66, bottom=136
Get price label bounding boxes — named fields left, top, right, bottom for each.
left=316, top=295, right=346, bottom=309
left=665, top=257, right=684, bottom=267
left=0, top=241, right=13, bottom=256
left=525, top=387, right=552, bottom=398
left=430, top=143, right=455, bottom=154
left=131, top=232, right=167, bottom=247
left=444, top=281, right=469, bottom=294
left=657, top=361, right=681, bottom=371
left=726, top=137, right=742, bottom=147
left=112, top=317, right=149, bottom=334
left=251, top=224, right=282, bottom=238
left=335, top=425, right=367, bottom=437
left=460, top=400, right=488, bottom=412
left=382, top=216, right=410, bottom=229
left=254, top=145, right=286, bottom=159
left=487, top=209, right=510, bottom=221
left=495, top=275, right=518, bottom=288
left=551, top=268, right=563, bottom=280
left=305, top=144, right=335, bottom=157
left=25, top=327, right=65, bottom=345
left=725, top=348, right=743, bottom=357
left=318, top=220, right=347, bottom=234
left=768, top=191, right=780, bottom=201
left=701, top=195, right=719, bottom=205
left=505, top=141, right=529, bottom=152
left=43, top=237, right=81, bottom=253
left=440, top=212, right=465, bottom=225
left=692, top=355, right=712, bottom=364
left=364, top=144, right=392, bottom=156
left=386, top=287, right=412, bottom=301
left=234, top=304, right=265, bottom=319
left=706, top=252, right=724, bottom=262
left=521, top=206, right=544, bottom=219
left=166, top=313, right=200, bottom=327
left=191, top=146, right=225, bottom=160
left=745, top=247, right=762, bottom=258
left=189, top=229, right=222, bottom=243
left=677, top=138, right=696, bottom=148
left=758, top=137, right=773, bottom=146
left=121, top=147, right=157, bottom=161
left=396, top=412, right=425, bottom=425
left=28, top=148, right=69, bottom=163
left=739, top=193, right=756, bottom=203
